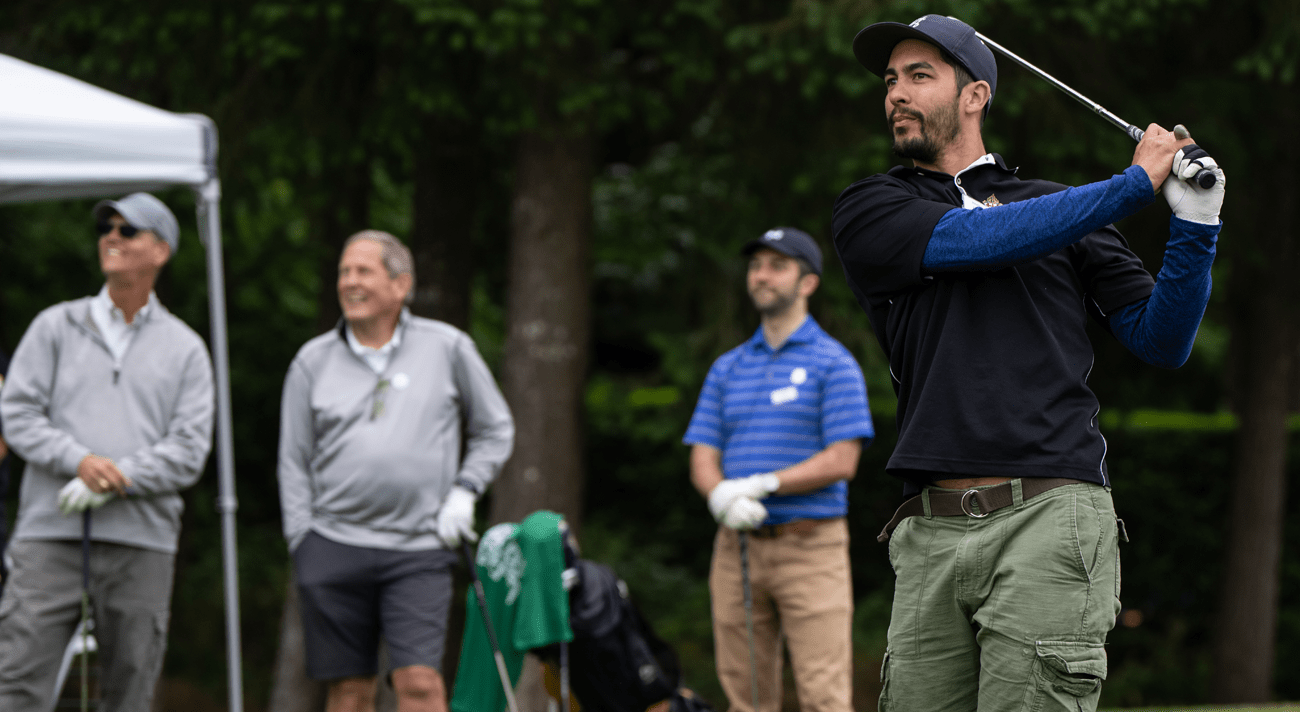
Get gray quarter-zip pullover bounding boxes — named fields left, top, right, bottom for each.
left=277, top=311, right=514, bottom=552
left=0, top=296, right=215, bottom=553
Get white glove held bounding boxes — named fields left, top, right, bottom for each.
left=436, top=486, right=479, bottom=546
left=58, top=478, right=114, bottom=515
left=706, top=473, right=780, bottom=522
left=721, top=497, right=769, bottom=530
left=1163, top=148, right=1226, bottom=225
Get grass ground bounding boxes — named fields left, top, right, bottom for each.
left=1102, top=706, right=1300, bottom=711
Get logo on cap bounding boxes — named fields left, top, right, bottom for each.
left=764, top=229, right=784, bottom=241
left=910, top=17, right=926, bottom=28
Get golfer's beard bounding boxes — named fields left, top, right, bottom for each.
left=890, top=98, right=961, bottom=164
left=750, top=286, right=798, bottom=317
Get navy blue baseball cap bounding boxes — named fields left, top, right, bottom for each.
left=852, top=15, right=997, bottom=116
left=742, top=227, right=823, bottom=276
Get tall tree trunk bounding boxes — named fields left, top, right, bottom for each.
left=1211, top=88, right=1298, bottom=702
left=408, top=120, right=479, bottom=329
left=1212, top=305, right=1294, bottom=702
left=490, top=129, right=595, bottom=530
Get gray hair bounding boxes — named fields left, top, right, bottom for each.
left=343, top=229, right=416, bottom=305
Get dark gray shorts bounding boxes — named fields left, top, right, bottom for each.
left=293, top=532, right=458, bottom=680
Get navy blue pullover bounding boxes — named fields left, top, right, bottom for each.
left=832, top=156, right=1220, bottom=492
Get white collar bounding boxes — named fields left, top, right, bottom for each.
left=954, top=153, right=998, bottom=210
left=94, top=285, right=157, bottom=326
left=345, top=309, right=408, bottom=369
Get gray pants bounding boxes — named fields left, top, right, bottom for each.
left=0, top=539, right=174, bottom=712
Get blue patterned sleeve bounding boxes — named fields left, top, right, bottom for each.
left=820, top=354, right=874, bottom=448
left=924, top=166, right=1155, bottom=271
left=1107, top=216, right=1220, bottom=368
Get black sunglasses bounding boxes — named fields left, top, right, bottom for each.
left=96, top=221, right=142, bottom=238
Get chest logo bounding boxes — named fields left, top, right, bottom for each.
left=770, top=385, right=799, bottom=405
left=790, top=367, right=807, bottom=385
left=981, top=194, right=1003, bottom=208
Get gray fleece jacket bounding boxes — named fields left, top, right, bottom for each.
left=277, top=313, right=514, bottom=552
left=0, top=296, right=214, bottom=554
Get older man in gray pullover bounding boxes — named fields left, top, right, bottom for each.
left=0, top=193, right=215, bottom=712
left=278, top=230, right=513, bottom=712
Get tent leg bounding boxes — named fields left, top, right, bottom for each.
left=197, top=179, right=244, bottom=712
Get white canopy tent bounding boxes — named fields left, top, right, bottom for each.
left=0, top=54, right=244, bottom=710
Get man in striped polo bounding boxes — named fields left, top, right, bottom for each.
left=684, top=228, right=874, bottom=712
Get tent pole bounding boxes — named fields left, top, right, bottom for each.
left=196, top=177, right=245, bottom=712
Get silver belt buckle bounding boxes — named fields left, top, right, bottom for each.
left=960, top=489, right=989, bottom=518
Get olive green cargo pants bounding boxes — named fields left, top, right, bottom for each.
left=880, top=481, right=1122, bottom=712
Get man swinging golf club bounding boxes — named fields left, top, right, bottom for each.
left=832, top=14, right=1225, bottom=712
left=684, top=229, right=874, bottom=712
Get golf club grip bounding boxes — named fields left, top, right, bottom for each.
left=1184, top=144, right=1217, bottom=188
left=1131, top=127, right=1217, bottom=188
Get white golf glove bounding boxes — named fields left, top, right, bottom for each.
left=436, top=486, right=479, bottom=546
left=1163, top=147, right=1226, bottom=225
left=707, top=473, right=780, bottom=523
left=58, top=478, right=114, bottom=515
left=721, top=497, right=769, bottom=530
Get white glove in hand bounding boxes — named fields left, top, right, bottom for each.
left=436, top=486, right=479, bottom=546
left=721, top=497, right=769, bottom=530
left=58, top=478, right=114, bottom=515
left=706, top=473, right=781, bottom=523
left=1163, top=147, right=1226, bottom=225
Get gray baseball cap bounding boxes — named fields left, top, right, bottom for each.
left=93, top=193, right=179, bottom=255
left=742, top=227, right=823, bottom=275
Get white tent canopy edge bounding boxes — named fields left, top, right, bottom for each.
left=0, top=53, right=244, bottom=711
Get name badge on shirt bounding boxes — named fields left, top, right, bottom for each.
left=770, top=385, right=798, bottom=405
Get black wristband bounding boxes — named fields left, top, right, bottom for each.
left=454, top=478, right=483, bottom=497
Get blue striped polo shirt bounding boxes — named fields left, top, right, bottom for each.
left=683, top=316, right=874, bottom=524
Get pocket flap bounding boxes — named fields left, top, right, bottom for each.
left=1035, top=640, right=1107, bottom=680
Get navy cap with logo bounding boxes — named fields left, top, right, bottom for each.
left=742, top=227, right=823, bottom=276
left=852, top=15, right=997, bottom=117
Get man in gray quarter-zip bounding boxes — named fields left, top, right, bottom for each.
left=278, top=230, right=513, bottom=712
left=0, top=192, right=214, bottom=712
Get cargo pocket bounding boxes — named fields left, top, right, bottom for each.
left=1032, top=641, right=1106, bottom=710
left=878, top=650, right=894, bottom=711
left=144, top=611, right=171, bottom=688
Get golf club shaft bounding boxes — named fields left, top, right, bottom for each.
left=81, top=510, right=91, bottom=712
left=968, top=24, right=1216, bottom=188
left=460, top=541, right=521, bottom=712
left=738, top=532, right=760, bottom=712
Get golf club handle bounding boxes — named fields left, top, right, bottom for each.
left=461, top=543, right=505, bottom=652
left=1129, top=128, right=1217, bottom=189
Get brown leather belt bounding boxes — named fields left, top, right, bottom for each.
left=877, top=478, right=1088, bottom=543
left=750, top=516, right=842, bottom=539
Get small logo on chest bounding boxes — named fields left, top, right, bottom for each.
left=981, top=194, right=1003, bottom=208
left=770, top=385, right=799, bottom=405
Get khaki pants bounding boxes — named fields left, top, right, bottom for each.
left=709, top=518, right=853, bottom=712
left=881, top=482, right=1121, bottom=712
left=0, top=539, right=174, bottom=712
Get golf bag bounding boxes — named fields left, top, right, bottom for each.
left=535, top=558, right=714, bottom=712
